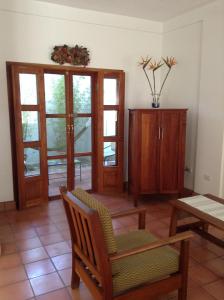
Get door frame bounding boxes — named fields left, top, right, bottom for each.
left=7, top=61, right=125, bottom=209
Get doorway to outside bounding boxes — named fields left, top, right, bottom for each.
left=44, top=73, right=93, bottom=197
left=7, top=62, right=124, bottom=208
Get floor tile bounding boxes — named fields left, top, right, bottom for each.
left=55, top=221, right=69, bottom=231
left=58, top=268, right=72, bottom=286
left=0, top=265, right=27, bottom=287
left=189, top=264, right=218, bottom=285
left=45, top=241, right=71, bottom=257
left=40, top=232, right=64, bottom=246
left=36, top=224, right=58, bottom=236
left=0, top=195, right=223, bottom=300
left=13, top=228, right=37, bottom=240
left=0, top=280, right=33, bottom=300
left=1, top=242, right=18, bottom=255
left=10, top=222, right=31, bottom=231
left=205, top=257, right=224, bottom=277
left=52, top=253, right=72, bottom=270
left=51, top=214, right=67, bottom=223
left=20, top=247, right=49, bottom=264
left=0, top=225, right=13, bottom=235
left=0, top=253, right=22, bottom=270
left=61, top=230, right=71, bottom=241
left=67, top=283, right=93, bottom=300
left=36, top=288, right=71, bottom=300
left=204, top=242, right=224, bottom=257
left=16, top=237, right=42, bottom=251
left=204, top=279, right=224, bottom=300
left=0, top=234, right=13, bottom=243
left=190, top=246, right=217, bottom=263
left=30, top=272, right=64, bottom=296
left=25, top=258, right=55, bottom=278
left=188, top=287, right=216, bottom=300
left=31, top=218, right=52, bottom=227
left=0, top=215, right=9, bottom=226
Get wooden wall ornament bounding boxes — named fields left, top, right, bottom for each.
left=51, top=44, right=90, bottom=66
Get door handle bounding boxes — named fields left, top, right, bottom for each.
left=67, top=124, right=74, bottom=134
left=67, top=125, right=71, bottom=134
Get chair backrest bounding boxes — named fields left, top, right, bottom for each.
left=72, top=188, right=117, bottom=254
left=61, top=187, right=113, bottom=299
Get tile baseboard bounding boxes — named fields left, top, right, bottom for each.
left=0, top=201, right=16, bottom=212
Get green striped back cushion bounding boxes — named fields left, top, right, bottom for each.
left=72, top=188, right=117, bottom=254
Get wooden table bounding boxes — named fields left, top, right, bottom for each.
left=169, top=194, right=224, bottom=247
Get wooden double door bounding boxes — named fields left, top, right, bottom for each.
left=7, top=62, right=124, bottom=209
left=128, top=109, right=187, bottom=206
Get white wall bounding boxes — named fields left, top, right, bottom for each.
left=0, top=0, right=162, bottom=202
left=162, top=21, right=202, bottom=190
left=2, top=0, right=224, bottom=202
left=163, top=0, right=224, bottom=196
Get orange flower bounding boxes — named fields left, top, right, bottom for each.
left=162, top=56, right=177, bottom=68
left=138, top=54, right=177, bottom=97
left=138, top=56, right=151, bottom=69
left=148, top=60, right=163, bottom=71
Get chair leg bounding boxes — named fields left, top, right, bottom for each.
left=178, top=287, right=187, bottom=300
left=71, top=253, right=80, bottom=289
left=178, top=239, right=190, bottom=300
left=71, top=271, right=80, bottom=289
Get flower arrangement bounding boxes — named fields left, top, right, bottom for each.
left=138, top=56, right=177, bottom=108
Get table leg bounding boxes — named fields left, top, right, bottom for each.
left=169, top=207, right=178, bottom=236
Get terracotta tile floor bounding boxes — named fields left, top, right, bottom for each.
left=0, top=193, right=223, bottom=300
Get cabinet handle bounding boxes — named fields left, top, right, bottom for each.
left=158, top=127, right=161, bottom=139
left=161, top=128, right=164, bottom=140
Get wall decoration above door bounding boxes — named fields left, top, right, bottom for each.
left=51, top=44, right=90, bottom=66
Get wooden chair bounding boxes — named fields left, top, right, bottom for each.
left=60, top=187, right=192, bottom=300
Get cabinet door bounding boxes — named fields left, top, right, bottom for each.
left=140, top=112, right=159, bottom=193
left=159, top=111, right=180, bottom=193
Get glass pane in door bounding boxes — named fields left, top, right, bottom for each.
left=46, top=118, right=67, bottom=156
left=104, top=142, right=117, bottom=166
left=74, top=117, right=92, bottom=153
left=44, top=74, right=66, bottom=114
left=48, top=159, right=67, bottom=197
left=73, top=75, right=91, bottom=113
left=22, top=111, right=39, bottom=142
left=19, top=74, right=38, bottom=105
left=104, top=78, right=118, bottom=105
left=74, top=156, right=92, bottom=190
left=104, top=111, right=117, bottom=136
left=24, top=147, right=40, bottom=176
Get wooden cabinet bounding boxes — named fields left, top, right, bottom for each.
left=128, top=109, right=187, bottom=206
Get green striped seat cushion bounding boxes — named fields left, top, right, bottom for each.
left=72, top=188, right=117, bottom=254
left=112, top=230, right=179, bottom=295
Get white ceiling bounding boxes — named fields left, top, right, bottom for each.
left=37, top=0, right=216, bottom=21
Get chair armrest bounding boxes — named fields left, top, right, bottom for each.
left=111, top=208, right=146, bottom=229
left=109, top=231, right=193, bottom=262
